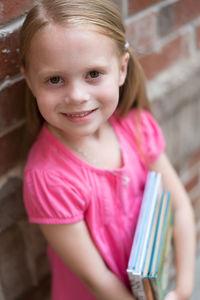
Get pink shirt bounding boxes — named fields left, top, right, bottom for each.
left=23, top=109, right=165, bottom=300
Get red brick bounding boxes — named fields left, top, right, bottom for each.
left=128, top=0, right=162, bottom=15
left=0, top=80, right=25, bottom=133
left=175, top=0, right=200, bottom=28
left=188, top=148, right=200, bottom=167
left=185, top=174, right=199, bottom=193
left=0, top=0, right=33, bottom=24
left=139, top=33, right=189, bottom=79
left=126, top=11, right=157, bottom=55
left=0, top=30, right=20, bottom=81
left=158, top=0, right=200, bottom=37
left=0, top=125, right=25, bottom=175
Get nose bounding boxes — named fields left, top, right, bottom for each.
left=64, top=80, right=89, bottom=104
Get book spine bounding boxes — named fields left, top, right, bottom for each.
left=151, top=201, right=173, bottom=299
left=142, top=278, right=154, bottom=300
left=127, top=271, right=147, bottom=300
left=128, top=172, right=156, bottom=269
left=150, top=278, right=159, bottom=300
left=142, top=194, right=162, bottom=277
left=138, top=173, right=162, bottom=271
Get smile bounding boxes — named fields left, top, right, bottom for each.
left=64, top=109, right=97, bottom=118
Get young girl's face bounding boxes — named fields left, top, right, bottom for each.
left=22, top=24, right=129, bottom=141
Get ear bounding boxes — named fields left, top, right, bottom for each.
left=119, top=52, right=130, bottom=87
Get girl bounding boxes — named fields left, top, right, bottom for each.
left=20, top=0, right=196, bottom=299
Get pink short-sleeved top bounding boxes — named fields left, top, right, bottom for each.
left=23, top=109, right=165, bottom=300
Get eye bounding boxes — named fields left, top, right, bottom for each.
left=48, top=76, right=63, bottom=85
left=87, top=71, right=101, bottom=79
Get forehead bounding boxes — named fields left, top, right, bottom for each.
left=26, top=24, right=119, bottom=70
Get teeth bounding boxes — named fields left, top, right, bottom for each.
left=66, top=110, right=94, bottom=118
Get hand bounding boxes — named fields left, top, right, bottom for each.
left=164, top=290, right=191, bottom=300
left=164, top=291, right=178, bottom=300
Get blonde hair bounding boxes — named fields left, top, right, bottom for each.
left=20, top=0, right=151, bottom=144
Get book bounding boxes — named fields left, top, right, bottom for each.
left=127, top=171, right=173, bottom=300
left=150, top=196, right=173, bottom=299
left=143, top=278, right=154, bottom=300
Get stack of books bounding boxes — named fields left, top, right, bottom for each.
left=127, top=172, right=173, bottom=300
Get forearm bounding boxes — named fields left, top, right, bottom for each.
left=150, top=153, right=196, bottom=299
left=85, top=268, right=135, bottom=300
left=172, top=201, right=196, bottom=298
left=40, top=222, right=135, bottom=300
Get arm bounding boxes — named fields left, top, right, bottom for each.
left=40, top=221, right=135, bottom=300
left=150, top=153, right=196, bottom=300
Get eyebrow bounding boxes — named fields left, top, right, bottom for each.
left=37, top=70, right=63, bottom=78
left=37, top=63, right=110, bottom=77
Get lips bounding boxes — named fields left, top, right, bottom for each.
left=63, top=108, right=97, bottom=118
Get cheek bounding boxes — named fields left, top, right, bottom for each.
left=99, top=77, right=120, bottom=97
left=35, top=89, right=55, bottom=107
left=36, top=101, right=47, bottom=119
left=99, top=90, right=119, bottom=113
left=103, top=82, right=120, bottom=102
left=35, top=95, right=53, bottom=116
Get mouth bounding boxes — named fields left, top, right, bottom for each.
left=63, top=108, right=98, bottom=118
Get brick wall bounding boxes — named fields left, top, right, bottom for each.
left=0, top=1, right=50, bottom=299
left=0, top=0, right=199, bottom=299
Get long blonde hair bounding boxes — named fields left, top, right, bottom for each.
left=20, top=0, right=151, bottom=145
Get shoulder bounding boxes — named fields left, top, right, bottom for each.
left=25, top=124, right=79, bottom=175
left=112, top=109, right=166, bottom=164
left=24, top=141, right=91, bottom=203
left=112, top=108, right=162, bottom=136
left=25, top=125, right=55, bottom=171
left=23, top=127, right=91, bottom=224
left=23, top=168, right=90, bottom=224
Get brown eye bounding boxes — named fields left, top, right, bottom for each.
left=49, top=76, right=62, bottom=84
left=88, top=71, right=100, bottom=79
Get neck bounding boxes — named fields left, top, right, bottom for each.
left=46, top=121, right=122, bottom=169
left=46, top=121, right=109, bottom=148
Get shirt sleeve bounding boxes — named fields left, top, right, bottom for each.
left=120, top=109, right=166, bottom=164
left=138, top=110, right=166, bottom=164
left=23, top=170, right=88, bottom=224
